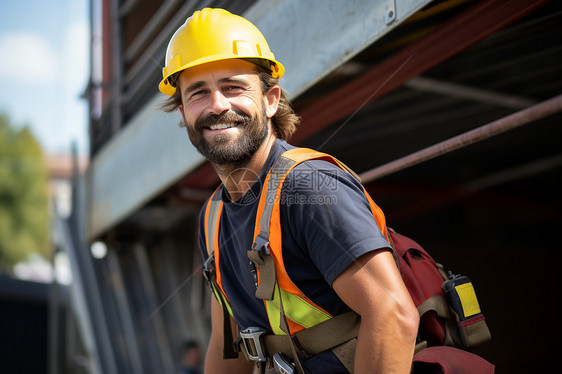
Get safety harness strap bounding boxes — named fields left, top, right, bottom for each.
left=247, top=311, right=360, bottom=364
left=205, top=191, right=222, bottom=256
left=247, top=250, right=276, bottom=301
left=208, top=148, right=376, bottom=370
left=278, top=284, right=307, bottom=374
left=331, top=339, right=357, bottom=373
left=248, top=156, right=297, bottom=302
left=246, top=148, right=367, bottom=372
left=254, top=148, right=360, bottom=253
left=257, top=156, right=296, bottom=242
left=294, top=311, right=360, bottom=355
left=203, top=190, right=238, bottom=359
left=249, top=149, right=364, bottom=315
left=214, top=276, right=239, bottom=359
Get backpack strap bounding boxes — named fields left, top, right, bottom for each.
left=416, top=294, right=457, bottom=349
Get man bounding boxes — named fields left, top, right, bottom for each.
left=160, top=8, right=418, bottom=373
left=178, top=340, right=203, bottom=374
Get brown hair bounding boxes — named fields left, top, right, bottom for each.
left=160, top=65, right=301, bottom=141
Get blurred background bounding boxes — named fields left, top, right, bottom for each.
left=0, top=0, right=560, bottom=373
left=0, top=1, right=89, bottom=372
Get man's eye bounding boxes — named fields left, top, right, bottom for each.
left=225, top=85, right=243, bottom=92
left=190, top=90, right=207, bottom=99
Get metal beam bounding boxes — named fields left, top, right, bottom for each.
left=292, top=0, right=550, bottom=144
left=58, top=146, right=121, bottom=373
left=244, top=0, right=432, bottom=99
left=123, top=0, right=182, bottom=65
left=405, top=76, right=537, bottom=110
left=122, top=0, right=206, bottom=97
left=54, top=214, right=113, bottom=374
left=110, top=0, right=123, bottom=134
left=119, top=0, right=140, bottom=17
left=88, top=95, right=204, bottom=239
left=133, top=243, right=175, bottom=373
left=380, top=152, right=562, bottom=221
left=463, top=152, right=562, bottom=193
left=106, top=250, right=146, bottom=374
left=359, top=94, right=562, bottom=182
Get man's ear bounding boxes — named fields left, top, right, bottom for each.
left=264, top=85, right=281, bottom=118
left=178, top=105, right=187, bottom=127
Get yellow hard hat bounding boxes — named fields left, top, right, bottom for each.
left=159, top=8, right=285, bottom=96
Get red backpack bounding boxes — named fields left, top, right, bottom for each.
left=388, top=228, right=493, bottom=372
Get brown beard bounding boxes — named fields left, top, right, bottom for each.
left=186, top=103, right=268, bottom=166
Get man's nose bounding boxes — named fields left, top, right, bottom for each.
left=208, top=90, right=231, bottom=114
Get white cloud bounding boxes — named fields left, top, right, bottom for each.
left=0, top=22, right=90, bottom=155
left=62, top=22, right=89, bottom=85
left=0, top=33, right=58, bottom=83
left=58, top=21, right=90, bottom=155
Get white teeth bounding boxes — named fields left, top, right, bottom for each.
left=209, top=123, right=235, bottom=130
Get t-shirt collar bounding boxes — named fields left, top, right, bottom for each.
left=221, top=139, right=289, bottom=205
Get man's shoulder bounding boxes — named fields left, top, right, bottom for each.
left=273, top=145, right=355, bottom=178
left=281, top=154, right=361, bottom=194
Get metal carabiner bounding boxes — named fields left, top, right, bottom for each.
left=240, top=327, right=268, bottom=362
left=272, top=352, right=295, bottom=374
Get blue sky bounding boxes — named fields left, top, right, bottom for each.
left=0, top=0, right=89, bottom=156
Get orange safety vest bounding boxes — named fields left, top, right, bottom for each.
left=203, top=148, right=389, bottom=336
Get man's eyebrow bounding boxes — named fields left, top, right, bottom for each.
left=184, top=81, right=206, bottom=96
left=183, top=76, right=252, bottom=97
left=218, top=77, right=250, bottom=86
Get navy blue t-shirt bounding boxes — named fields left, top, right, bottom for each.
left=199, top=140, right=390, bottom=373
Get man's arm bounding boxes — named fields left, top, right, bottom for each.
left=332, top=249, right=419, bottom=374
left=204, top=297, right=254, bottom=374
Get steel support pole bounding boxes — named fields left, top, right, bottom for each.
left=359, top=94, right=562, bottom=183
left=106, top=250, right=146, bottom=374
left=133, top=243, right=175, bottom=373
left=110, top=0, right=123, bottom=134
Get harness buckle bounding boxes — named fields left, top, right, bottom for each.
left=202, top=255, right=215, bottom=284
left=240, top=327, right=268, bottom=362
left=252, top=234, right=271, bottom=255
left=272, top=352, right=296, bottom=374
left=249, top=235, right=272, bottom=290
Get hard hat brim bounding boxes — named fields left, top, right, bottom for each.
left=158, top=55, right=285, bottom=96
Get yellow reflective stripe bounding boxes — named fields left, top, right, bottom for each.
left=212, top=286, right=233, bottom=317
left=281, top=288, right=331, bottom=328
left=265, top=284, right=331, bottom=335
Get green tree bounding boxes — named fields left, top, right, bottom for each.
left=0, top=113, right=50, bottom=271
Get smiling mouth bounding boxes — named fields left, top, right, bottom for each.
left=207, top=122, right=238, bottom=130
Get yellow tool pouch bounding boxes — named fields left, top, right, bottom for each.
left=442, top=274, right=492, bottom=349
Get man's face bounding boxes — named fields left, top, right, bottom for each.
left=177, top=59, right=275, bottom=166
